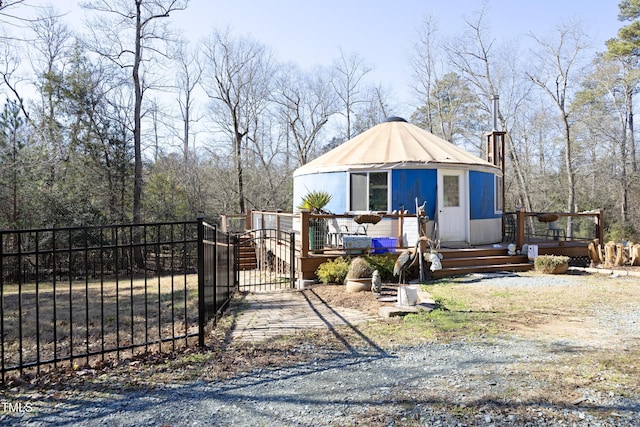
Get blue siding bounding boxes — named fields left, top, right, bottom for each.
left=469, top=171, right=497, bottom=219
left=391, top=169, right=437, bottom=217
left=295, top=168, right=498, bottom=220
left=293, top=172, right=346, bottom=213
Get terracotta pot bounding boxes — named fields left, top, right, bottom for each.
left=539, top=262, right=568, bottom=274
left=550, top=262, right=569, bottom=274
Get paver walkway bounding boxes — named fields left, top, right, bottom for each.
left=228, top=288, right=376, bottom=342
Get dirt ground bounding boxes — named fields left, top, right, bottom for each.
left=3, top=266, right=638, bottom=427
left=310, top=265, right=640, bottom=348
left=310, top=282, right=400, bottom=316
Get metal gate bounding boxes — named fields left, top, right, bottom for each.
left=234, top=229, right=296, bottom=292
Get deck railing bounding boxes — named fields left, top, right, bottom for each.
left=226, top=210, right=426, bottom=257
left=229, top=208, right=604, bottom=256
left=512, top=208, right=604, bottom=248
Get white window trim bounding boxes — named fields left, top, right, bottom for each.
left=494, top=175, right=503, bottom=214
left=346, top=171, right=391, bottom=213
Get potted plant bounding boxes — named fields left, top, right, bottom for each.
left=345, top=257, right=374, bottom=292
left=297, top=190, right=332, bottom=252
left=534, top=255, right=570, bottom=274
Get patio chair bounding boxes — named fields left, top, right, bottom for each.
left=545, top=220, right=566, bottom=241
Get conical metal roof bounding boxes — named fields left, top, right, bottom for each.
left=294, top=119, right=499, bottom=177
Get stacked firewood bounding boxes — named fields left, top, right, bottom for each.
left=588, top=239, right=640, bottom=268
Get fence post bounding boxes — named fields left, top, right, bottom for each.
left=213, top=223, right=217, bottom=324
left=227, top=231, right=232, bottom=300
left=516, top=207, right=525, bottom=249
left=289, top=231, right=296, bottom=288
left=0, top=231, right=4, bottom=383
left=233, top=234, right=239, bottom=289
left=197, top=216, right=205, bottom=348
left=300, top=210, right=310, bottom=257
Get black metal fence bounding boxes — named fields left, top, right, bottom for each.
left=0, top=220, right=234, bottom=381
left=235, top=229, right=296, bottom=292
left=198, top=219, right=234, bottom=346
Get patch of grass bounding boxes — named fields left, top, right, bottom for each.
left=1, top=274, right=200, bottom=371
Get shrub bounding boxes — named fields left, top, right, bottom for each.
left=316, top=257, right=350, bottom=284
left=346, top=256, right=374, bottom=279
left=534, top=255, right=569, bottom=274
left=606, top=222, right=639, bottom=242
left=364, top=254, right=396, bottom=281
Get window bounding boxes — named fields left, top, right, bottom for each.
left=349, top=172, right=388, bottom=211
left=442, top=175, right=460, bottom=207
left=495, top=176, right=503, bottom=213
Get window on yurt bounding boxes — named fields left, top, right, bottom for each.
left=349, top=172, right=388, bottom=211
left=443, top=175, right=460, bottom=207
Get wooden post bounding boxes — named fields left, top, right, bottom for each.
left=300, top=210, right=310, bottom=258
left=397, top=211, right=404, bottom=248
left=516, top=207, right=525, bottom=249
left=595, top=209, right=604, bottom=243
left=245, top=210, right=252, bottom=231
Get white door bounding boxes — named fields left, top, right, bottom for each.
left=437, top=170, right=467, bottom=242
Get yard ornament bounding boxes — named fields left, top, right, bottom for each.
left=429, top=252, right=442, bottom=272
left=371, top=270, right=382, bottom=295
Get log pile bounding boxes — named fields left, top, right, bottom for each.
left=588, top=239, right=640, bottom=268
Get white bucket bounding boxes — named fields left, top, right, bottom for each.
left=397, top=285, right=418, bottom=306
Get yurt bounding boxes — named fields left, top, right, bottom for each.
left=292, top=117, right=504, bottom=245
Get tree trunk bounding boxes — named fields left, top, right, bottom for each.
left=562, top=115, right=575, bottom=237
left=133, top=0, right=143, bottom=225
left=627, top=88, right=637, bottom=172
left=132, top=0, right=144, bottom=267
left=504, top=130, right=533, bottom=213
left=235, top=131, right=245, bottom=213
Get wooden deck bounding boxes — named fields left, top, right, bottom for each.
left=226, top=209, right=601, bottom=282
left=296, top=240, right=590, bottom=281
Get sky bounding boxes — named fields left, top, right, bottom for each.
left=15, top=0, right=626, bottom=118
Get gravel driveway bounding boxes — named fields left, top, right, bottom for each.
left=3, top=272, right=639, bottom=426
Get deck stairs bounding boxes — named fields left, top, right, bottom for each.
left=431, top=247, right=533, bottom=279
left=237, top=237, right=258, bottom=270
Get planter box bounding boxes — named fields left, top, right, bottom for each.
left=342, top=236, right=372, bottom=254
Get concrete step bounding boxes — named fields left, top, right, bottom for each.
left=431, top=262, right=533, bottom=278
left=440, top=255, right=529, bottom=268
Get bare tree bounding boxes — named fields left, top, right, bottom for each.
left=29, top=5, right=72, bottom=183
left=173, top=40, right=202, bottom=164
left=0, top=1, right=28, bottom=32
left=331, top=49, right=373, bottom=139
left=409, top=14, right=440, bottom=133
left=444, top=7, right=535, bottom=213
left=0, top=36, right=29, bottom=118
left=527, top=22, right=591, bottom=236
left=578, top=55, right=637, bottom=223
left=273, top=63, right=337, bottom=166
left=199, top=28, right=274, bottom=213
left=351, top=83, right=395, bottom=134
left=81, top=0, right=189, bottom=225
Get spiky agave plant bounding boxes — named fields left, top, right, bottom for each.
left=297, top=190, right=332, bottom=213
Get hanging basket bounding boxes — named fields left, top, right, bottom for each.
left=354, top=214, right=382, bottom=224
left=537, top=213, right=559, bottom=223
